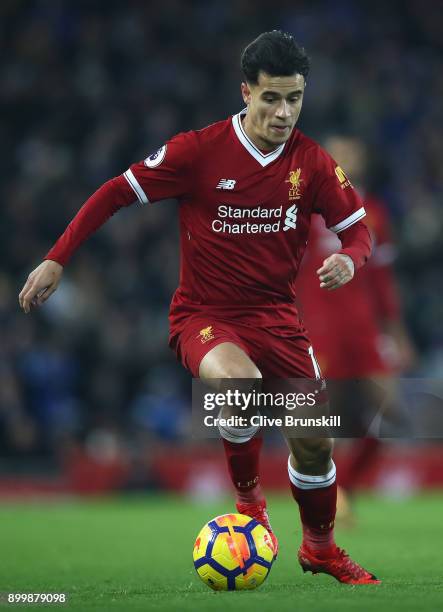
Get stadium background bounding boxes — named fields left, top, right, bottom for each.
left=1, top=1, right=443, bottom=496
left=2, top=2, right=443, bottom=610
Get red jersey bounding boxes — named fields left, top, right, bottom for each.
left=122, top=110, right=369, bottom=335
left=45, top=110, right=371, bottom=341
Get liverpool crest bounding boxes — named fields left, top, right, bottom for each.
left=286, top=169, right=303, bottom=200
left=197, top=326, right=215, bottom=344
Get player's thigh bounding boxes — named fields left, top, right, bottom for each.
left=199, top=341, right=262, bottom=405
left=173, top=317, right=255, bottom=379
left=199, top=341, right=262, bottom=380
left=257, top=331, right=322, bottom=379
left=257, top=331, right=331, bottom=469
left=199, top=342, right=263, bottom=419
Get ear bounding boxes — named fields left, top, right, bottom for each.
left=241, top=81, right=251, bottom=105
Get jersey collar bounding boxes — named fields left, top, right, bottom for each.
left=232, top=108, right=286, bottom=167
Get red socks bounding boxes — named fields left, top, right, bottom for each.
left=221, top=438, right=338, bottom=558
left=222, top=437, right=264, bottom=505
left=288, top=456, right=337, bottom=557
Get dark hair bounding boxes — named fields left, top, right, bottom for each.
left=241, top=30, right=310, bottom=84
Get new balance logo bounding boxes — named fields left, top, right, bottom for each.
left=216, top=179, right=236, bottom=190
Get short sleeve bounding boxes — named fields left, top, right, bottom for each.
left=311, top=147, right=366, bottom=232
left=123, top=131, right=199, bottom=205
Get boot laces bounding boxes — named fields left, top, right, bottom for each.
left=331, top=547, right=371, bottom=579
left=237, top=503, right=271, bottom=531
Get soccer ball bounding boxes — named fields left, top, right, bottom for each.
left=193, top=513, right=275, bottom=591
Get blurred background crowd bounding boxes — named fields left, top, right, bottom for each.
left=1, top=0, right=442, bottom=491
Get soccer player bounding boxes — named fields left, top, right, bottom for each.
left=19, top=31, right=379, bottom=584
left=296, top=135, right=415, bottom=522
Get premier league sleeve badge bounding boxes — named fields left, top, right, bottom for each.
left=144, top=144, right=167, bottom=168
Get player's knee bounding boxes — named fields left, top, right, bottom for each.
left=225, top=366, right=262, bottom=381
left=217, top=368, right=262, bottom=443
left=199, top=365, right=262, bottom=396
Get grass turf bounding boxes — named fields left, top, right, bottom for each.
left=1, top=493, right=442, bottom=611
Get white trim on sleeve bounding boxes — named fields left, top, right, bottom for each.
left=123, top=169, right=149, bottom=205
left=329, top=206, right=366, bottom=233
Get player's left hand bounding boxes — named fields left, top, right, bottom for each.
left=317, top=253, right=354, bottom=290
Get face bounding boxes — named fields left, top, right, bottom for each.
left=241, top=71, right=305, bottom=151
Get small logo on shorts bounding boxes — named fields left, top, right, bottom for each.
left=197, top=325, right=215, bottom=343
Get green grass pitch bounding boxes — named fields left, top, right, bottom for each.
left=1, top=493, right=442, bottom=611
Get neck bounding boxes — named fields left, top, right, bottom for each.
left=242, top=113, right=278, bottom=152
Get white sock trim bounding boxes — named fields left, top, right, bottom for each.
left=288, top=456, right=336, bottom=490
left=218, top=423, right=259, bottom=444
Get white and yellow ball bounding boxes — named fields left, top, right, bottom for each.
left=193, top=513, right=274, bottom=591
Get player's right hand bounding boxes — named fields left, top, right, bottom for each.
left=19, top=259, right=63, bottom=314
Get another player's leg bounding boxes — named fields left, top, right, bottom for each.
left=199, top=342, right=278, bottom=557
left=338, top=437, right=380, bottom=526
left=286, top=436, right=380, bottom=584
left=332, top=378, right=387, bottom=525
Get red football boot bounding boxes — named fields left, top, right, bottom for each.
left=236, top=500, right=279, bottom=559
left=298, top=545, right=380, bottom=584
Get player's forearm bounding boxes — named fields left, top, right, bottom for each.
left=44, top=175, right=136, bottom=266
left=337, top=221, right=372, bottom=271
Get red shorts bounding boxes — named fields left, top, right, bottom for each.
left=169, top=314, right=322, bottom=379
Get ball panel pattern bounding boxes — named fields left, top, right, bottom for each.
left=193, top=513, right=274, bottom=591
